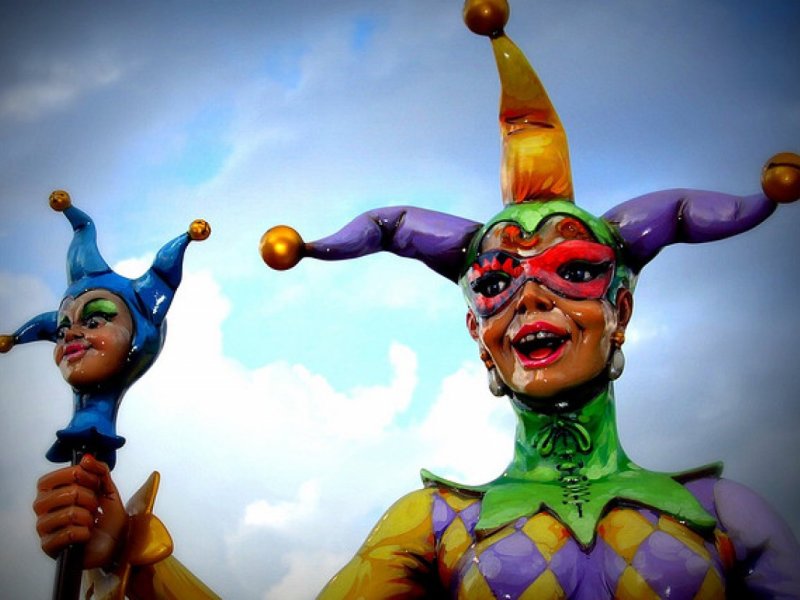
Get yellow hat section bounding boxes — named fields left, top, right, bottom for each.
left=492, top=34, right=573, bottom=204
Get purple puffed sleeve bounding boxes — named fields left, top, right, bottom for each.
left=603, top=190, right=776, bottom=272
left=714, top=478, right=800, bottom=598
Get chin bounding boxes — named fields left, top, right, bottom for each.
left=509, top=370, right=610, bottom=413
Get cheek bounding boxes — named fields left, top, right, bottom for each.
left=53, top=345, right=64, bottom=365
left=92, top=328, right=131, bottom=357
left=475, top=312, right=510, bottom=357
left=570, top=301, right=616, bottom=337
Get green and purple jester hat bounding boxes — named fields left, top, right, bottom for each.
left=259, top=0, right=798, bottom=292
left=0, top=191, right=210, bottom=469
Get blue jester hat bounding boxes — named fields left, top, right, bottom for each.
left=0, top=191, right=210, bottom=469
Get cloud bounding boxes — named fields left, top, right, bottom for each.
left=0, top=58, right=123, bottom=121
left=243, top=479, right=320, bottom=529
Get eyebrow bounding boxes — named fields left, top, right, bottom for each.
left=81, top=298, right=119, bottom=319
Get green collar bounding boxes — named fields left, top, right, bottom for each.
left=422, top=387, right=719, bottom=547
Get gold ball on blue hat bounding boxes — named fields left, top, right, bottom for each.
left=0, top=335, right=14, bottom=353
left=48, top=190, right=72, bottom=211
left=188, top=219, right=212, bottom=241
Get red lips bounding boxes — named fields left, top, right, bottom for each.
left=62, top=341, right=89, bottom=362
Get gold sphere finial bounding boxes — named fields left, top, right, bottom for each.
left=762, top=152, right=800, bottom=204
left=188, top=219, right=212, bottom=241
left=463, top=0, right=509, bottom=37
left=49, top=190, right=72, bottom=211
left=260, top=225, right=304, bottom=270
left=0, top=335, right=14, bottom=354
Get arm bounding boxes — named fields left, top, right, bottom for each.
left=318, top=488, right=441, bottom=599
left=714, top=478, right=800, bottom=598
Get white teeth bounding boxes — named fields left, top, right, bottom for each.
left=520, top=331, right=558, bottom=343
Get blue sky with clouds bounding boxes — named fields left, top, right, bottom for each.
left=1, top=1, right=799, bottom=597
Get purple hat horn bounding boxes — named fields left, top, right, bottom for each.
left=604, top=152, right=800, bottom=272
left=260, top=206, right=481, bottom=283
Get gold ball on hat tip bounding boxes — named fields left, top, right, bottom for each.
left=0, top=335, right=14, bottom=354
left=260, top=225, right=304, bottom=270
left=463, top=0, right=509, bottom=37
left=188, top=219, right=211, bottom=241
left=49, top=190, right=72, bottom=211
left=762, top=152, right=800, bottom=204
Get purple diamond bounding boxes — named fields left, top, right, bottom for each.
left=460, top=500, right=481, bottom=535
left=547, top=537, right=581, bottom=595
left=478, top=531, right=545, bottom=599
left=597, top=536, right=627, bottom=588
left=632, top=530, right=709, bottom=597
left=432, top=494, right=457, bottom=542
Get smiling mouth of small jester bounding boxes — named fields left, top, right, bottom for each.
left=512, top=331, right=570, bottom=364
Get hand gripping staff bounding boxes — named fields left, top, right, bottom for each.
left=0, top=191, right=210, bottom=600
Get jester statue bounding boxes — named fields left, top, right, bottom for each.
left=30, top=0, right=800, bottom=598
left=0, top=190, right=211, bottom=597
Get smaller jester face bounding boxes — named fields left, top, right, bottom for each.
left=53, top=290, right=134, bottom=389
left=464, top=214, right=631, bottom=399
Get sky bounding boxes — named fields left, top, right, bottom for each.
left=1, top=0, right=799, bottom=598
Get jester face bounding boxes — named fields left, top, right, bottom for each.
left=53, top=290, right=134, bottom=390
left=463, top=206, right=631, bottom=399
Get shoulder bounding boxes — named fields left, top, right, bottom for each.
left=709, top=478, right=800, bottom=597
left=711, top=478, right=797, bottom=548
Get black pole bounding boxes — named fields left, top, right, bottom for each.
left=52, top=448, right=87, bottom=600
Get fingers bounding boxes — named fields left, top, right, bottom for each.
left=36, top=463, right=101, bottom=497
left=33, top=484, right=99, bottom=518
left=33, top=455, right=122, bottom=564
left=36, top=506, right=95, bottom=558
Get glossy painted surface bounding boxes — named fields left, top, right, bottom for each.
left=1, top=194, right=208, bottom=468
left=321, top=476, right=799, bottom=599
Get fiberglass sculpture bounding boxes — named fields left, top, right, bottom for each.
left=30, top=0, right=800, bottom=598
left=1, top=192, right=210, bottom=597
left=259, top=1, right=800, bottom=597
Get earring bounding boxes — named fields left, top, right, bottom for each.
left=480, top=348, right=508, bottom=397
left=488, top=366, right=509, bottom=397
left=608, top=330, right=625, bottom=381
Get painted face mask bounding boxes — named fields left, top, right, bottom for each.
left=465, top=239, right=615, bottom=317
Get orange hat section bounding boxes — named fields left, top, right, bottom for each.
left=491, top=34, right=573, bottom=205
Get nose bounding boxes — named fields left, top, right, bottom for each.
left=515, top=280, right=555, bottom=314
left=63, top=326, right=83, bottom=342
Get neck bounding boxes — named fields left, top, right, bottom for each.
left=504, top=383, right=631, bottom=483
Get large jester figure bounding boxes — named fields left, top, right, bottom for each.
left=30, top=0, right=800, bottom=598
left=260, top=1, right=800, bottom=598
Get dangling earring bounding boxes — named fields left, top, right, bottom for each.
left=480, top=348, right=508, bottom=397
left=608, top=330, right=625, bottom=381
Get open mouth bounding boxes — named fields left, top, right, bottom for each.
left=512, top=324, right=569, bottom=368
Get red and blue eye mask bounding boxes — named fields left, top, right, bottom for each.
left=464, top=240, right=616, bottom=318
